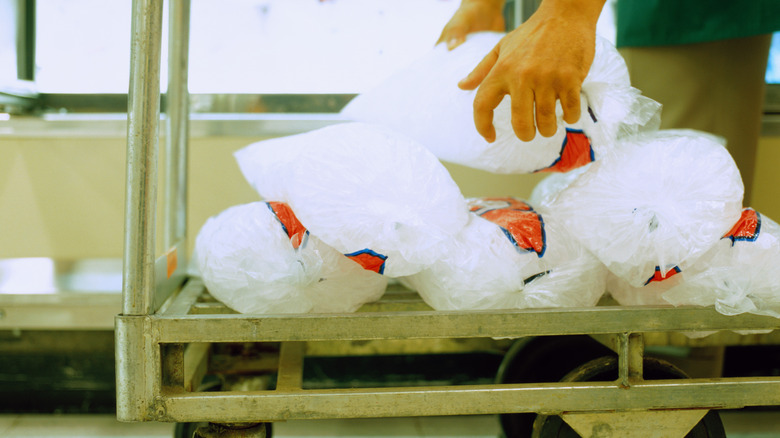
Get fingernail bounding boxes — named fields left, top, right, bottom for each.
left=447, top=38, right=458, bottom=50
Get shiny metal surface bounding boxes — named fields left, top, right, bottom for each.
left=164, top=0, right=190, bottom=251
left=153, top=280, right=780, bottom=343
left=123, top=0, right=164, bottom=316
left=114, top=279, right=780, bottom=425
left=116, top=314, right=162, bottom=422
left=157, top=377, right=780, bottom=423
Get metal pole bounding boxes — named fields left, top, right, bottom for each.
left=165, top=0, right=190, bottom=251
left=513, top=0, right=524, bottom=27
left=123, top=0, right=164, bottom=316
left=618, top=332, right=644, bottom=387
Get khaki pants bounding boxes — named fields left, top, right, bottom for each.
left=619, top=34, right=772, bottom=204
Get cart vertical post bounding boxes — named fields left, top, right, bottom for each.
left=117, top=0, right=165, bottom=422
left=122, top=0, right=164, bottom=318
left=165, top=0, right=190, bottom=253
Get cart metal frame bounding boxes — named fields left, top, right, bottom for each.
left=116, top=1, right=780, bottom=436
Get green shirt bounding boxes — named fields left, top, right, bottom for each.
left=616, top=0, right=780, bottom=48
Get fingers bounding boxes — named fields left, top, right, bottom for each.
left=437, top=25, right=467, bottom=50
left=474, top=79, right=582, bottom=142
left=507, top=86, right=534, bottom=142
left=533, top=87, right=557, bottom=138
left=458, top=48, right=499, bottom=90
left=473, top=81, right=506, bottom=143
left=560, top=86, right=582, bottom=124
left=447, top=35, right=467, bottom=50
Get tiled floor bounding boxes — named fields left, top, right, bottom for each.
left=1, top=411, right=779, bottom=438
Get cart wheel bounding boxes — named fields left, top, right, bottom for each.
left=175, top=422, right=272, bottom=438
left=496, top=336, right=616, bottom=438
left=192, top=422, right=271, bottom=438
left=174, top=422, right=206, bottom=438
left=531, top=356, right=727, bottom=438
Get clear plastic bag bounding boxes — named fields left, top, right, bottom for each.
left=663, top=208, right=780, bottom=318
left=551, top=129, right=744, bottom=287
left=194, top=202, right=388, bottom=314
left=606, top=269, right=683, bottom=307
left=528, top=164, right=592, bottom=209
left=403, top=197, right=607, bottom=310
left=341, top=32, right=660, bottom=174
left=234, top=122, right=470, bottom=277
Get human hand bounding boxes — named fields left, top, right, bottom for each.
left=436, top=0, right=506, bottom=50
left=458, top=0, right=605, bottom=142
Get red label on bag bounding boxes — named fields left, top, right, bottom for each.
left=644, top=266, right=681, bottom=285
left=166, top=247, right=177, bottom=279
left=345, top=249, right=387, bottom=274
left=469, top=197, right=533, bottom=213
left=471, top=197, right=546, bottom=257
left=266, top=202, right=308, bottom=249
left=537, top=128, right=595, bottom=173
left=722, top=208, right=761, bottom=246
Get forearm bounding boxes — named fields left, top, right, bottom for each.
left=535, top=0, right=606, bottom=27
left=459, top=0, right=505, bottom=9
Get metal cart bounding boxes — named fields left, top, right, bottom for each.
left=115, top=1, right=780, bottom=436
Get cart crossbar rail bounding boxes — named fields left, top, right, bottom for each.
left=155, top=377, right=780, bottom=423
left=152, top=306, right=780, bottom=343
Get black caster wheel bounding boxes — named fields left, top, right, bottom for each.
left=175, top=421, right=273, bottom=438
left=174, top=422, right=204, bottom=438
left=193, top=422, right=271, bottom=438
left=496, top=336, right=617, bottom=438
left=531, top=356, right=727, bottom=438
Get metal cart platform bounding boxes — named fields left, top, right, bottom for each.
left=115, top=1, right=780, bottom=436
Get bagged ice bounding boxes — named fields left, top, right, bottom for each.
left=528, top=164, right=592, bottom=209
left=551, top=130, right=744, bottom=288
left=663, top=208, right=780, bottom=318
left=341, top=32, right=659, bottom=174
left=194, top=202, right=388, bottom=314
left=234, top=122, right=470, bottom=277
left=403, top=197, right=607, bottom=311
left=606, top=269, right=683, bottom=307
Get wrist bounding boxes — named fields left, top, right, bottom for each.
left=536, top=0, right=605, bottom=25
left=461, top=0, right=506, bottom=12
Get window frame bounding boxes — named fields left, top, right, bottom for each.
left=0, top=0, right=37, bottom=113
left=2, top=0, right=779, bottom=119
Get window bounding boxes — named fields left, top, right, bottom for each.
left=0, top=0, right=36, bottom=111
left=3, top=0, right=778, bottom=114
left=34, top=0, right=460, bottom=95
left=767, top=32, right=780, bottom=84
